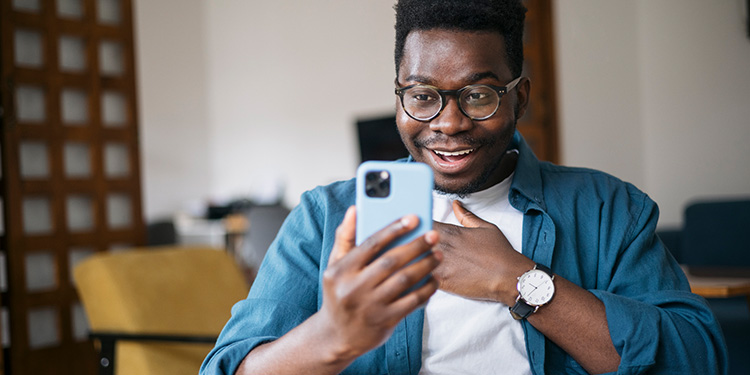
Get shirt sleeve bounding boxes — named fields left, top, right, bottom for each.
left=590, top=192, right=728, bottom=375
left=199, top=189, right=328, bottom=375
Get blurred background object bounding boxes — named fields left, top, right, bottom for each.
left=73, top=246, right=250, bottom=375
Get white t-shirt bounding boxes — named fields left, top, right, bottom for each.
left=419, top=173, right=531, bottom=375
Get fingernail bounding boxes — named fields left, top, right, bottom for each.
left=425, top=230, right=439, bottom=245
left=401, top=215, right=416, bottom=227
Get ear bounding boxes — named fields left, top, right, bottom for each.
left=514, top=77, right=531, bottom=120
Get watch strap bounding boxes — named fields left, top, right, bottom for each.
left=535, top=263, right=553, bottom=277
left=509, top=299, right=536, bottom=320
left=508, top=263, right=553, bottom=320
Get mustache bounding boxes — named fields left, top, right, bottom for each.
left=412, top=134, right=495, bottom=149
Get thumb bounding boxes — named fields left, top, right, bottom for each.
left=452, top=201, right=492, bottom=228
left=329, top=206, right=357, bottom=266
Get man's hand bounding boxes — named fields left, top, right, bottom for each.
left=431, top=201, right=533, bottom=303
left=319, top=206, right=442, bottom=362
left=430, top=202, right=621, bottom=374
left=236, top=206, right=441, bottom=375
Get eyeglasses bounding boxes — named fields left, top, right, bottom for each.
left=395, top=77, right=522, bottom=122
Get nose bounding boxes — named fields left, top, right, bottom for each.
left=429, top=97, right=473, bottom=135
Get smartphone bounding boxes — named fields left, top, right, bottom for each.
left=355, top=161, right=433, bottom=251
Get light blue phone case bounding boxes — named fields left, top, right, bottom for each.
left=355, top=161, right=433, bottom=249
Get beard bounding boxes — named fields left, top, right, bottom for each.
left=433, top=154, right=503, bottom=198
left=411, top=126, right=515, bottom=198
left=404, top=110, right=519, bottom=198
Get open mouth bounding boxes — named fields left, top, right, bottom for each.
left=432, top=148, right=476, bottom=163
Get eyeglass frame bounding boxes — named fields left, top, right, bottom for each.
left=394, top=76, right=523, bottom=122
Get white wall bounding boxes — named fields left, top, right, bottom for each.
left=204, top=1, right=397, bottom=208
left=136, top=0, right=750, bottom=228
left=554, top=1, right=646, bottom=188
left=134, top=0, right=211, bottom=220
left=554, top=0, right=750, bottom=227
left=638, top=0, right=750, bottom=227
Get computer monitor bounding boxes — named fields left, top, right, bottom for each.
left=356, top=115, right=410, bottom=162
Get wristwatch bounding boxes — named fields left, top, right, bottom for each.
left=509, top=264, right=555, bottom=320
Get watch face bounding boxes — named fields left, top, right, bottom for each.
left=517, top=269, right=555, bottom=306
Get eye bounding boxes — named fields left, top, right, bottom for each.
left=414, top=94, right=434, bottom=101
left=462, top=87, right=497, bottom=107
left=407, top=87, right=440, bottom=105
left=467, top=92, right=488, bottom=101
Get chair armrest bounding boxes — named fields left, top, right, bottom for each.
left=90, top=331, right=217, bottom=343
left=89, top=331, right=217, bottom=375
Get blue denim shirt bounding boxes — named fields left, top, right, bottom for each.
left=201, top=132, right=727, bottom=375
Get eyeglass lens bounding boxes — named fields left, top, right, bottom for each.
left=401, top=85, right=500, bottom=120
left=460, top=87, right=500, bottom=118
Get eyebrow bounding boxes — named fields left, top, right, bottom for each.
left=402, top=71, right=502, bottom=86
left=467, top=71, right=501, bottom=82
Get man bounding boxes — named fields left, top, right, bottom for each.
left=201, top=1, right=727, bottom=374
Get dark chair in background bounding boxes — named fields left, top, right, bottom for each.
left=656, top=227, right=683, bottom=263
left=146, top=220, right=177, bottom=246
left=681, top=200, right=750, bottom=269
left=237, top=204, right=291, bottom=273
left=657, top=198, right=750, bottom=375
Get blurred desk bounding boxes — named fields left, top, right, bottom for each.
left=174, top=213, right=254, bottom=283
left=689, top=277, right=750, bottom=299
left=174, top=213, right=249, bottom=254
left=684, top=266, right=750, bottom=309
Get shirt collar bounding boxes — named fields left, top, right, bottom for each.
left=509, top=130, right=547, bottom=212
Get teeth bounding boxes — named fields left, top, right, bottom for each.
left=433, top=149, right=474, bottom=157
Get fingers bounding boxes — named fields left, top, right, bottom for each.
left=451, top=200, right=492, bottom=228
left=341, top=214, right=421, bottom=270
left=329, top=206, right=357, bottom=266
left=357, top=249, right=441, bottom=328
left=385, top=275, right=440, bottom=321
left=370, top=241, right=442, bottom=303
left=361, top=230, right=440, bottom=288
left=322, top=218, right=442, bottom=347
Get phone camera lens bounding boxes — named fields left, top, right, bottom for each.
left=364, top=170, right=390, bottom=198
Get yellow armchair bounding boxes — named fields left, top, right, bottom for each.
left=73, top=246, right=249, bottom=375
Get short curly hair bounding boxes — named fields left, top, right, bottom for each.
left=394, top=0, right=527, bottom=79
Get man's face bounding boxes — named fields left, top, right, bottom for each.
left=396, top=29, right=528, bottom=195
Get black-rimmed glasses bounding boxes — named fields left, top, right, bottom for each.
left=395, top=76, right=522, bottom=121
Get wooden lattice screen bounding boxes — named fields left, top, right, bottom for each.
left=1, top=0, right=145, bottom=373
